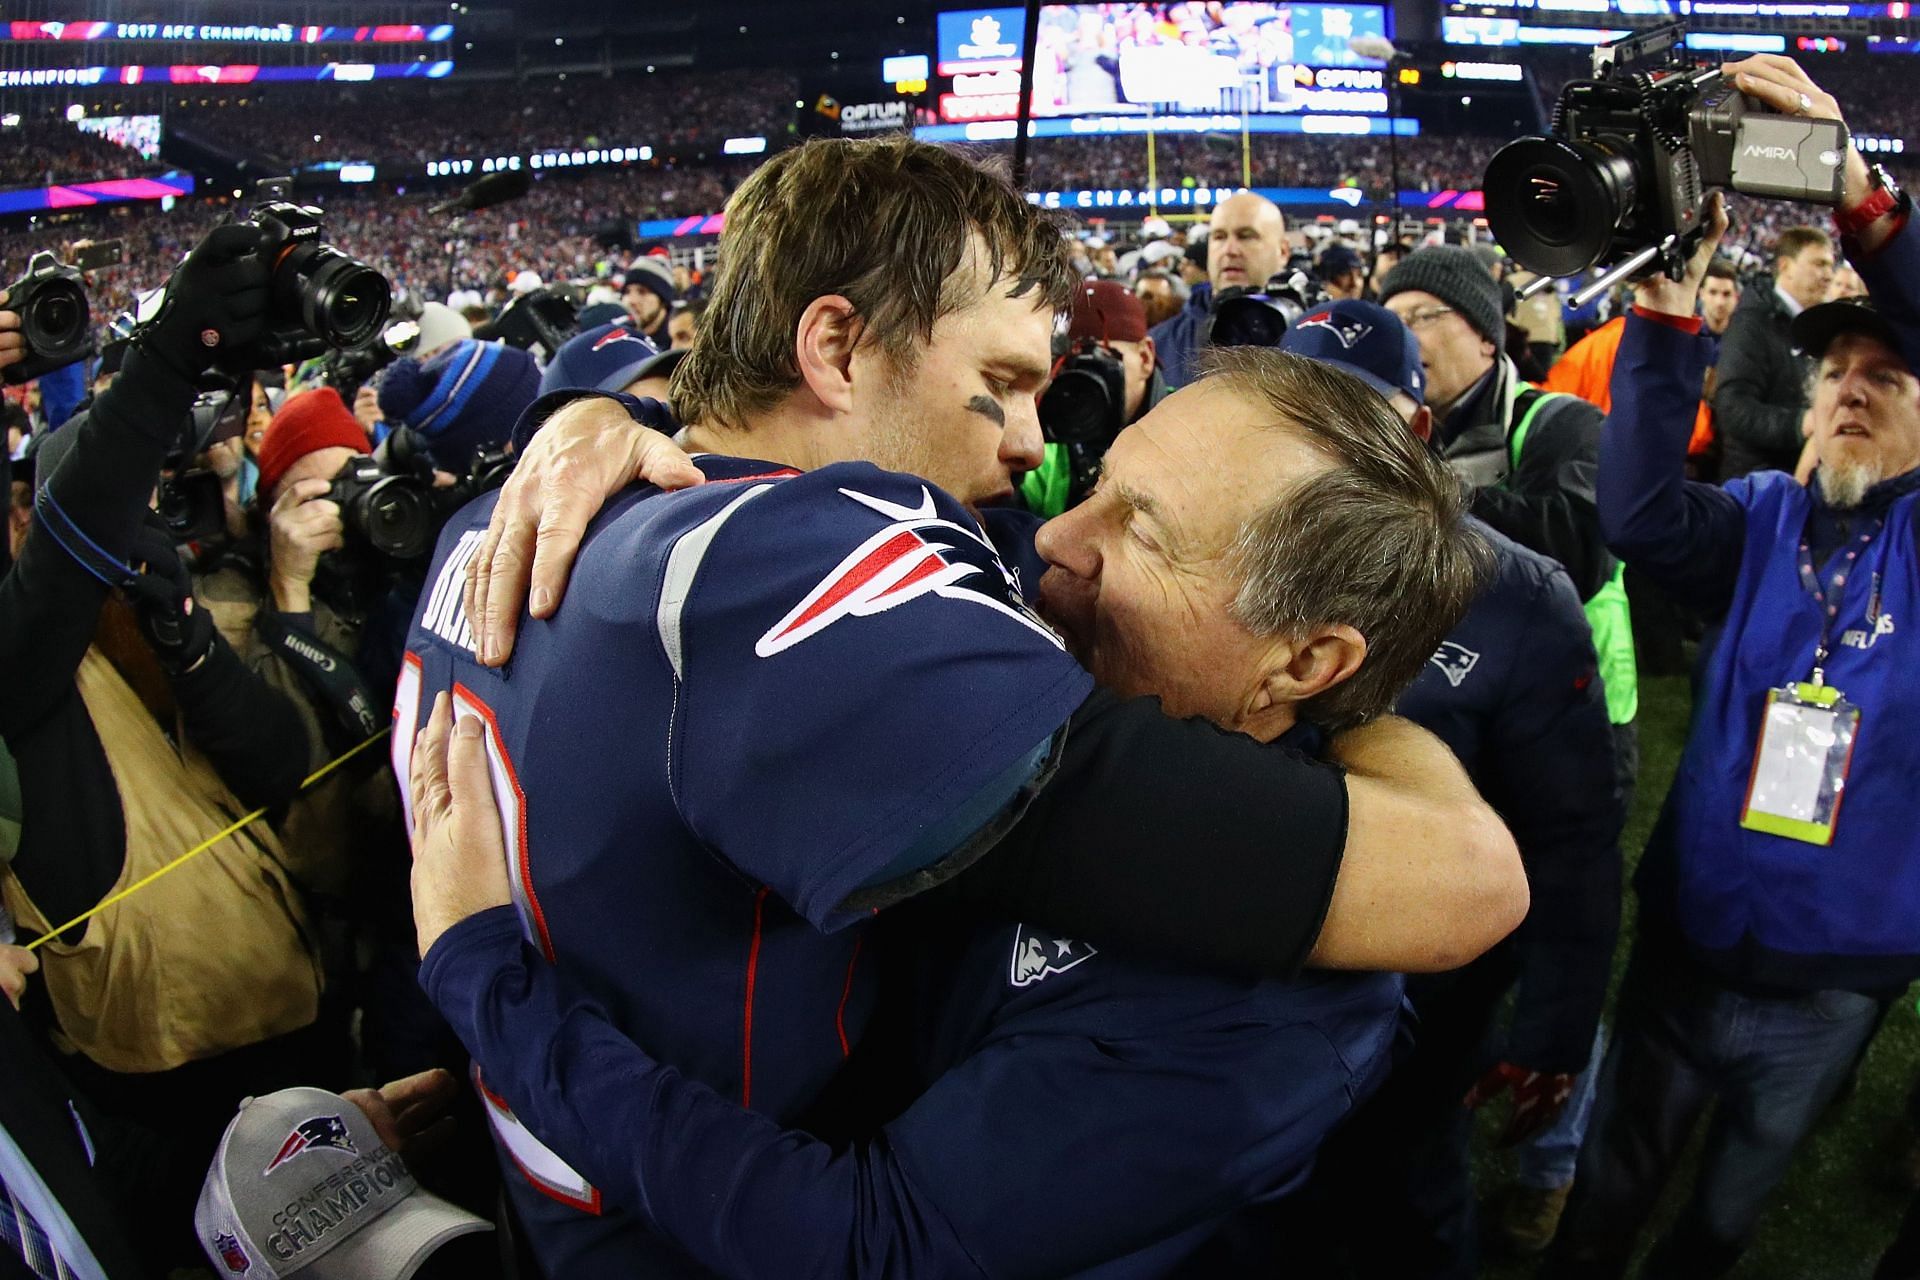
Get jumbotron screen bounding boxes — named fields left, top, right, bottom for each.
left=938, top=2, right=1391, bottom=123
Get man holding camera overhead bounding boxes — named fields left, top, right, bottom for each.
left=1550, top=55, right=1920, bottom=1279
left=0, top=225, right=344, bottom=1266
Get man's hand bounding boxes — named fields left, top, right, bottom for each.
left=268, top=477, right=344, bottom=614
left=342, top=1067, right=459, bottom=1162
left=0, top=943, right=38, bottom=1010
left=352, top=383, right=381, bottom=434
left=0, top=290, right=23, bottom=377
left=465, top=397, right=703, bottom=666
left=1463, top=1061, right=1577, bottom=1146
left=409, top=691, right=514, bottom=958
left=1633, top=191, right=1729, bottom=319
left=124, top=515, right=215, bottom=675
left=134, top=222, right=271, bottom=383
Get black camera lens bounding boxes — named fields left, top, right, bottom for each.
left=275, top=242, right=392, bottom=350
left=26, top=287, right=85, bottom=348
left=1211, top=293, right=1295, bottom=349
left=1041, top=369, right=1119, bottom=446
left=1485, top=137, right=1639, bottom=278
left=344, top=476, right=435, bottom=561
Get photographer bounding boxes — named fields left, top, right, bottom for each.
left=1149, top=191, right=1288, bottom=388
left=1021, top=280, right=1166, bottom=517
left=0, top=224, right=336, bottom=1265
left=1552, top=55, right=1920, bottom=1280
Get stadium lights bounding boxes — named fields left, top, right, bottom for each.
left=65, top=102, right=84, bottom=121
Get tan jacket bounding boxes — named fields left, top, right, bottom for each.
left=2, top=649, right=322, bottom=1073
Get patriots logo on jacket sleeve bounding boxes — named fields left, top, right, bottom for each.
left=1010, top=924, right=1098, bottom=987
left=756, top=486, right=1065, bottom=657
left=1427, top=640, right=1481, bottom=689
left=263, top=1114, right=356, bottom=1175
left=1297, top=310, right=1372, bottom=349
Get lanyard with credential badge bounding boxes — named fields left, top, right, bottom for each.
left=1740, top=516, right=1884, bottom=846
left=1796, top=515, right=1885, bottom=686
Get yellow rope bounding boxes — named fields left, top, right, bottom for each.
left=24, top=727, right=393, bottom=951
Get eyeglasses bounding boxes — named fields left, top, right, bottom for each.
left=1401, top=305, right=1457, bottom=330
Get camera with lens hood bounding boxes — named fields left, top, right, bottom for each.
left=1485, top=23, right=1848, bottom=281
left=3, top=252, right=92, bottom=386
left=242, top=178, right=393, bottom=366
left=1211, top=255, right=1330, bottom=349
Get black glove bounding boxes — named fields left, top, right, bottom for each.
left=122, top=514, right=215, bottom=675
left=131, top=222, right=271, bottom=382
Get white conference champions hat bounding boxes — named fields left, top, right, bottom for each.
left=196, top=1086, right=491, bottom=1278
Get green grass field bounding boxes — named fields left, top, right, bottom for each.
left=1479, top=674, right=1920, bottom=1279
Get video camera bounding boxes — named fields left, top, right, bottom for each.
left=479, top=287, right=579, bottom=360
left=155, top=385, right=251, bottom=542
left=1037, top=338, right=1131, bottom=511
left=1211, top=254, right=1331, bottom=349
left=1485, top=23, right=1848, bottom=281
left=2, top=252, right=92, bottom=387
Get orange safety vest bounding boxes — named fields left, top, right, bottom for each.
left=1542, top=316, right=1715, bottom=457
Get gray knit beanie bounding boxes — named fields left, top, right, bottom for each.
left=1378, top=245, right=1505, bottom=345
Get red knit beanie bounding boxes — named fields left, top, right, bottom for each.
left=256, top=387, right=369, bottom=498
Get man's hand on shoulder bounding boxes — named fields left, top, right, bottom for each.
left=466, top=396, right=705, bottom=667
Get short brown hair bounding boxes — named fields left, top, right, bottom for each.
left=1775, top=225, right=1833, bottom=265
left=1199, top=347, right=1490, bottom=730
left=1705, top=256, right=1739, bottom=284
left=670, top=137, right=1078, bottom=430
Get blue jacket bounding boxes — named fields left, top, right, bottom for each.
left=423, top=731, right=1403, bottom=1279
left=1600, top=218, right=1920, bottom=993
left=1395, top=519, right=1620, bottom=1072
left=1148, top=283, right=1211, bottom=390
left=400, top=455, right=1090, bottom=1275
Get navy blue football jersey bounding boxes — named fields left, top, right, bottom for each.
left=396, top=453, right=1092, bottom=1274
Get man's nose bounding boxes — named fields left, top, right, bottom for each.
left=1034, top=499, right=1099, bottom=579
left=1000, top=399, right=1046, bottom=473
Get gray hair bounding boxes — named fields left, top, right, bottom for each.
left=1198, top=347, right=1491, bottom=729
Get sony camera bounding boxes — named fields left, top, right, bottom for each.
left=1211, top=255, right=1331, bottom=349
left=242, top=178, right=393, bottom=366
left=2, top=252, right=92, bottom=386
left=1485, top=23, right=1848, bottom=280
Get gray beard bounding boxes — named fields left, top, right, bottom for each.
left=1819, top=457, right=1887, bottom=510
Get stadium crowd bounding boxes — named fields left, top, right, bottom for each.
left=8, top=43, right=1920, bottom=1280
left=0, top=120, right=163, bottom=190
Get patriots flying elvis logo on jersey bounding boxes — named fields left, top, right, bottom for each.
left=1010, top=924, right=1098, bottom=987
left=263, top=1114, right=356, bottom=1175
left=756, top=486, right=1064, bottom=657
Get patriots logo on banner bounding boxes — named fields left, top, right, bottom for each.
left=1297, top=310, right=1372, bottom=350
left=1428, top=640, right=1481, bottom=689
left=1009, top=924, right=1098, bottom=987
left=755, top=487, right=1064, bottom=657
left=214, top=1231, right=251, bottom=1273
left=592, top=326, right=648, bottom=352
left=263, top=1114, right=356, bottom=1175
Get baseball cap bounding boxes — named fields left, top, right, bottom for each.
left=1140, top=239, right=1184, bottom=269
left=540, top=320, right=663, bottom=396
left=1318, top=244, right=1364, bottom=280
left=1792, top=294, right=1903, bottom=362
left=1281, top=300, right=1428, bottom=405
left=1065, top=279, right=1148, bottom=345
left=196, top=1086, right=490, bottom=1279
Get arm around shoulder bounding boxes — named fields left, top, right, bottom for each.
left=1309, top=715, right=1527, bottom=973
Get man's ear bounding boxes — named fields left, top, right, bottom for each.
left=1139, top=333, right=1157, bottom=374
left=1409, top=403, right=1434, bottom=443
left=1240, top=625, right=1369, bottom=738
left=793, top=295, right=864, bottom=415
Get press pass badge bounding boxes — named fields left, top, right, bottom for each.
left=1740, top=682, right=1860, bottom=846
